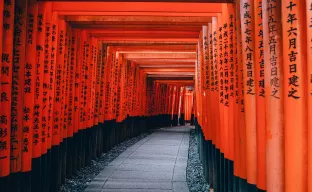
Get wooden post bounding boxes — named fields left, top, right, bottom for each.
left=240, top=0, right=257, bottom=189
left=262, top=0, right=285, bottom=191
left=282, top=1, right=308, bottom=191
left=306, top=1, right=312, bottom=191
left=10, top=0, right=27, bottom=191
left=253, top=0, right=266, bottom=190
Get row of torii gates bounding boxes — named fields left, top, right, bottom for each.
left=0, top=0, right=312, bottom=192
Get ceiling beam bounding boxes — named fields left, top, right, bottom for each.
left=59, top=11, right=218, bottom=17
left=142, top=68, right=195, bottom=72
left=146, top=71, right=194, bottom=75
left=96, top=37, right=199, bottom=42
left=72, top=25, right=202, bottom=31
left=53, top=2, right=222, bottom=13
left=123, top=52, right=196, bottom=59
left=140, top=64, right=194, bottom=68
left=65, top=15, right=212, bottom=23
left=92, top=33, right=199, bottom=39
left=148, top=77, right=194, bottom=80
left=100, top=41, right=198, bottom=44
left=147, top=74, right=194, bottom=77
left=132, top=58, right=196, bottom=62
left=114, top=45, right=196, bottom=52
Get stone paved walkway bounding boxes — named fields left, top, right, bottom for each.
left=85, top=126, right=191, bottom=192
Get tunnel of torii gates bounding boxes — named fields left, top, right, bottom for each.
left=0, top=0, right=312, bottom=192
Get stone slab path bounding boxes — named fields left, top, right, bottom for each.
left=85, top=126, right=191, bottom=192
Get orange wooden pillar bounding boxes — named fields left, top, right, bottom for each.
left=90, top=37, right=98, bottom=160
left=10, top=0, right=27, bottom=191
left=240, top=0, right=257, bottom=189
left=52, top=13, right=63, bottom=192
left=262, top=0, right=285, bottom=191
left=211, top=16, right=221, bottom=190
left=42, top=3, right=53, bottom=191
left=95, top=41, right=104, bottom=155
left=222, top=5, right=230, bottom=164
left=217, top=12, right=227, bottom=191
left=115, top=52, right=124, bottom=141
left=171, top=86, right=177, bottom=125
left=59, top=18, right=68, bottom=185
left=222, top=5, right=231, bottom=191
left=226, top=4, right=235, bottom=191
left=85, top=36, right=93, bottom=165
left=82, top=30, right=89, bottom=166
left=173, top=86, right=180, bottom=126
left=202, top=25, right=211, bottom=185
left=306, top=1, right=312, bottom=191
left=282, top=1, right=308, bottom=192
left=103, top=48, right=111, bottom=124
left=235, top=0, right=248, bottom=189
left=0, top=0, right=14, bottom=191
left=232, top=1, right=242, bottom=189
left=66, top=25, right=77, bottom=177
left=253, top=0, right=266, bottom=190
left=116, top=55, right=126, bottom=139
left=179, top=86, right=186, bottom=125
left=32, top=3, right=45, bottom=191
left=104, top=46, right=114, bottom=147
left=49, top=10, right=60, bottom=192
left=202, top=25, right=209, bottom=140
left=62, top=25, right=71, bottom=177
left=168, top=85, right=173, bottom=126
left=207, top=22, right=216, bottom=188
left=75, top=29, right=84, bottom=168
left=99, top=44, right=107, bottom=126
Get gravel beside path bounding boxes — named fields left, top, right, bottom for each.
left=186, top=129, right=210, bottom=192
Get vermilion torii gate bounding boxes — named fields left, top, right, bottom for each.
left=0, top=1, right=312, bottom=192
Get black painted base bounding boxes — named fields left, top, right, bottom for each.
left=179, top=113, right=185, bottom=125
left=172, top=114, right=178, bottom=126
left=31, top=156, right=41, bottom=192
left=195, top=118, right=266, bottom=192
left=190, top=114, right=195, bottom=125
left=51, top=145, right=61, bottom=192
left=0, top=175, right=9, bottom=192
left=9, top=172, right=20, bottom=192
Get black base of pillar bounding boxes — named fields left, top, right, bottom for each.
left=61, top=139, right=67, bottom=184
left=190, top=114, right=195, bottom=125
left=46, top=149, right=51, bottom=192
left=31, top=156, right=41, bottom=192
left=102, top=123, right=109, bottom=153
left=0, top=175, right=9, bottom=192
left=179, top=113, right=185, bottom=125
left=50, top=145, right=61, bottom=192
left=233, top=175, right=239, bottom=192
left=9, top=172, right=20, bottom=192
left=172, top=114, right=178, bottom=126
left=20, top=171, right=31, bottom=192
left=195, top=121, right=267, bottom=192
left=246, top=183, right=258, bottom=192
left=66, top=136, right=74, bottom=178
left=41, top=152, right=48, bottom=192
